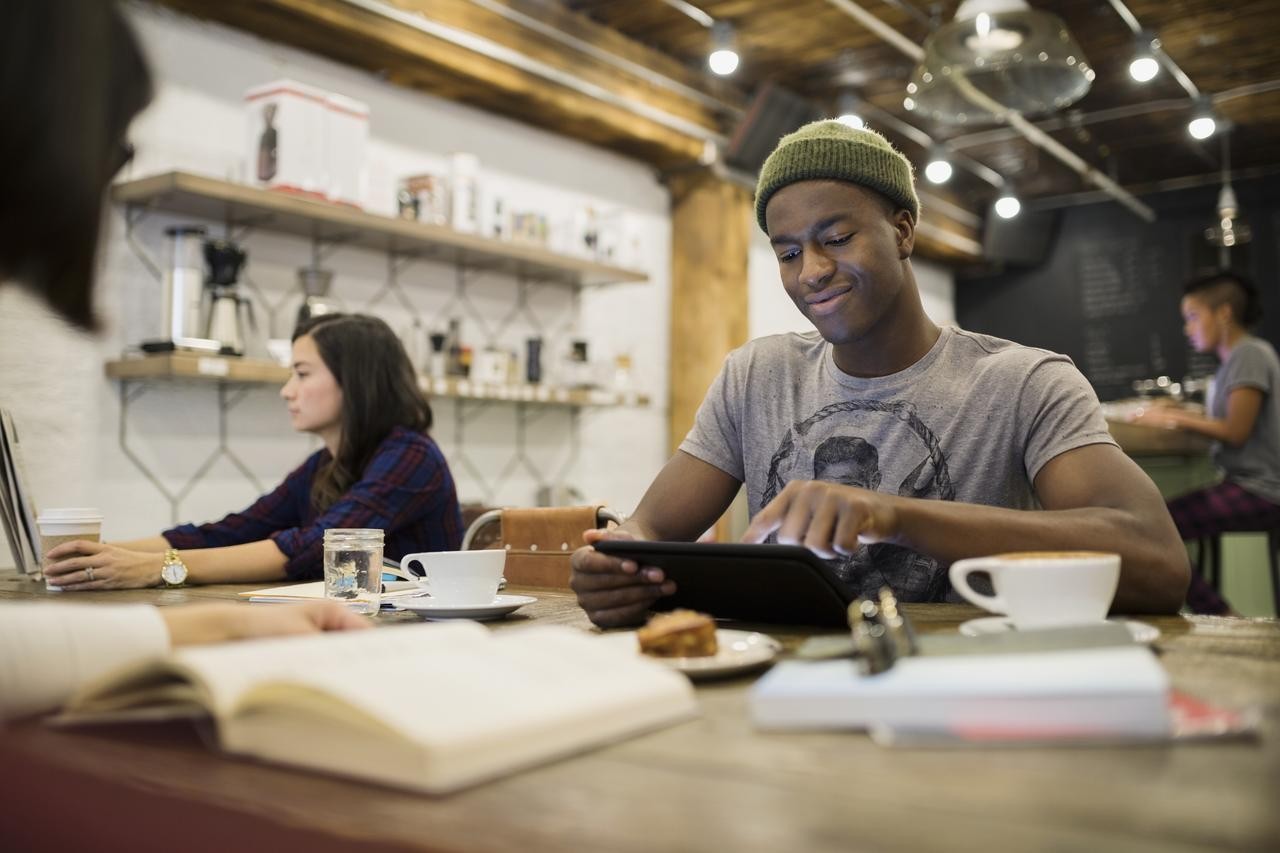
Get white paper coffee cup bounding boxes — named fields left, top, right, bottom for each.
left=37, top=507, right=103, bottom=591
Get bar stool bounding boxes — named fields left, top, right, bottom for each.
left=1196, top=531, right=1280, bottom=615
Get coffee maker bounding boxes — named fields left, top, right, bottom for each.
left=203, top=240, right=255, bottom=357
left=295, top=267, right=342, bottom=332
left=143, top=225, right=221, bottom=353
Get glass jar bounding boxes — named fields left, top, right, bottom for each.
left=323, top=528, right=384, bottom=615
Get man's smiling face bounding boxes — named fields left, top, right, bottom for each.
left=765, top=180, right=914, bottom=346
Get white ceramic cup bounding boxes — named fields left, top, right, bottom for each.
left=948, top=551, right=1121, bottom=629
left=36, top=507, right=104, bottom=592
left=393, top=549, right=505, bottom=605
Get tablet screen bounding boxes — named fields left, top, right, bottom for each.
left=593, top=540, right=854, bottom=627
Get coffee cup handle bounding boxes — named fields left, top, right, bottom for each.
left=388, top=556, right=430, bottom=589
left=948, top=559, right=1006, bottom=614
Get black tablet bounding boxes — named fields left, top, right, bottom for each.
left=592, top=540, right=855, bottom=627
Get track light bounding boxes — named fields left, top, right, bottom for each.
left=836, top=92, right=864, bottom=129
left=924, top=148, right=953, bottom=184
left=994, top=189, right=1021, bottom=219
left=707, top=21, right=739, bottom=76
left=1128, top=31, right=1161, bottom=83
left=1188, top=97, right=1217, bottom=140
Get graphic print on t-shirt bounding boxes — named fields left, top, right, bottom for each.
left=762, top=400, right=954, bottom=601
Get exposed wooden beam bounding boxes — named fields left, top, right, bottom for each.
left=667, top=170, right=751, bottom=540
left=154, top=0, right=727, bottom=169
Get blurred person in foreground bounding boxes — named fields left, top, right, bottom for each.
left=0, top=1, right=368, bottom=721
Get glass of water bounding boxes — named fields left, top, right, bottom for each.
left=323, top=528, right=385, bottom=614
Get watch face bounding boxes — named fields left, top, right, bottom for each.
left=162, top=562, right=186, bottom=584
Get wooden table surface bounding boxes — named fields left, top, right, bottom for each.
left=1, top=575, right=1278, bottom=852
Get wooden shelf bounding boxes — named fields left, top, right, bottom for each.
left=112, top=172, right=648, bottom=288
left=105, top=353, right=649, bottom=408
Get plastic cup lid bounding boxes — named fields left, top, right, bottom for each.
left=36, top=507, right=103, bottom=522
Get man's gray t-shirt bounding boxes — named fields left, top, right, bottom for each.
left=679, top=326, right=1117, bottom=602
left=1207, top=335, right=1280, bottom=504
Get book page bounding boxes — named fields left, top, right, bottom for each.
left=67, top=620, right=491, bottom=720
left=224, top=625, right=698, bottom=792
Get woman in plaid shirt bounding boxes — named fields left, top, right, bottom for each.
left=45, top=313, right=463, bottom=589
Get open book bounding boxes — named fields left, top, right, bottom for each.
left=54, top=621, right=697, bottom=793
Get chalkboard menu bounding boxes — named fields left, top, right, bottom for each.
left=957, top=178, right=1279, bottom=402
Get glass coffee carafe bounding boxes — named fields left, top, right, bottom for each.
left=295, top=267, right=343, bottom=332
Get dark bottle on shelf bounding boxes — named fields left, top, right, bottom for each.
left=257, top=103, right=278, bottom=182
left=526, top=336, right=543, bottom=384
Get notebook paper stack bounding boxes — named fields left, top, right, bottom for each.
left=749, top=646, right=1171, bottom=743
left=0, top=409, right=41, bottom=574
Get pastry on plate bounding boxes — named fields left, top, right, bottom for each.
left=636, top=609, right=718, bottom=658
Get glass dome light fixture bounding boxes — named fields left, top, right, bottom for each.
left=924, top=147, right=953, bottom=184
left=1128, top=31, right=1161, bottom=83
left=835, top=91, right=865, bottom=129
left=907, top=0, right=1094, bottom=125
left=1188, top=97, right=1217, bottom=140
left=707, top=21, right=740, bottom=76
left=994, top=187, right=1021, bottom=219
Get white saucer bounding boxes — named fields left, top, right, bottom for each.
left=392, top=594, right=537, bottom=621
left=609, top=628, right=782, bottom=680
left=958, top=616, right=1161, bottom=644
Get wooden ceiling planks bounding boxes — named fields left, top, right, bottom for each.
left=155, top=0, right=727, bottom=168
left=570, top=0, right=1280, bottom=216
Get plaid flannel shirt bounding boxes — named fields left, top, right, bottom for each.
left=163, top=427, right=462, bottom=579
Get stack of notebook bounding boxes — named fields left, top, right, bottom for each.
left=0, top=408, right=41, bottom=574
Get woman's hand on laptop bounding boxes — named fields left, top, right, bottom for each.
left=43, top=541, right=164, bottom=590
left=570, top=528, right=675, bottom=629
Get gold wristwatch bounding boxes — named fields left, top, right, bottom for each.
left=160, top=548, right=188, bottom=588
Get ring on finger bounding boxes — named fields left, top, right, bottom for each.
left=85, top=566, right=95, bottom=581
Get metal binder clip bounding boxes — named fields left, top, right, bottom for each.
left=848, top=587, right=917, bottom=675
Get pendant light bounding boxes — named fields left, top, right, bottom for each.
left=1205, top=131, right=1251, bottom=251
left=907, top=0, right=1094, bottom=124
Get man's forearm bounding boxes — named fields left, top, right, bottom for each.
left=887, top=498, right=1188, bottom=613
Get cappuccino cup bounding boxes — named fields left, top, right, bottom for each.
left=392, top=549, right=505, bottom=605
left=948, top=551, right=1121, bottom=629
left=36, top=507, right=103, bottom=592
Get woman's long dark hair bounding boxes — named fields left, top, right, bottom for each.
left=0, top=1, right=153, bottom=330
left=292, top=313, right=434, bottom=512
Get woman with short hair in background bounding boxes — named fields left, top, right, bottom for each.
left=1131, top=271, right=1280, bottom=614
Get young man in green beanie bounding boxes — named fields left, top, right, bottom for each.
left=571, top=120, right=1188, bottom=627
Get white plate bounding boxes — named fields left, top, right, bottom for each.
left=958, top=616, right=1161, bottom=645
left=610, top=628, right=782, bottom=680
left=392, top=594, right=537, bottom=621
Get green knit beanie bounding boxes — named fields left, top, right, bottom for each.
left=754, top=120, right=919, bottom=233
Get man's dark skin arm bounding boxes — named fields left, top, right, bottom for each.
left=570, top=451, right=740, bottom=628
left=743, top=443, right=1189, bottom=614
left=575, top=443, right=1189, bottom=627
